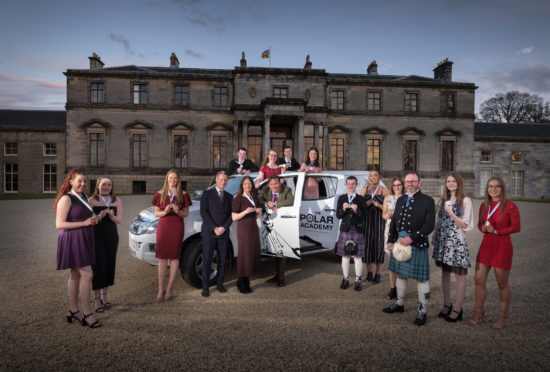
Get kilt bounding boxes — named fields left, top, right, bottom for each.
left=388, top=231, right=430, bottom=281
left=336, top=226, right=365, bottom=258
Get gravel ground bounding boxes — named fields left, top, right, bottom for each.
left=0, top=196, right=549, bottom=371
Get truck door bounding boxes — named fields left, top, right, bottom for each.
left=298, top=174, right=342, bottom=253
left=258, top=173, right=303, bottom=260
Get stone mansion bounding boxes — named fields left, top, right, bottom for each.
left=1, top=52, right=548, bottom=199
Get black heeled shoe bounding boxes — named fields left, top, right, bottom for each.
left=438, top=303, right=453, bottom=318
left=82, top=312, right=102, bottom=328
left=66, top=309, right=82, bottom=324
left=446, top=309, right=463, bottom=322
left=94, top=296, right=104, bottom=313
left=365, top=272, right=373, bottom=282
left=386, top=287, right=397, bottom=300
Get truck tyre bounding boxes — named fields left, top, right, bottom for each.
left=180, top=239, right=218, bottom=288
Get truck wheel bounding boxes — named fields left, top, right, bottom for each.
left=180, top=239, right=218, bottom=288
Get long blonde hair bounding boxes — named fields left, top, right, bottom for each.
left=481, top=176, right=507, bottom=219
left=91, top=177, right=117, bottom=203
left=160, top=169, right=183, bottom=204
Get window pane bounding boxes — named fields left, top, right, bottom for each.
left=5, top=163, right=18, bottom=192
left=479, top=169, right=493, bottom=197
left=366, top=138, right=380, bottom=171
left=174, top=135, right=189, bottom=168
left=43, top=164, right=57, bottom=192
left=511, top=170, right=523, bottom=198
left=441, top=140, right=454, bottom=171
left=329, top=137, right=345, bottom=170
left=403, top=140, right=417, bottom=171
left=213, top=136, right=227, bottom=168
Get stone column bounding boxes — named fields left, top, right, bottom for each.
left=297, top=117, right=304, bottom=162
left=322, top=122, right=328, bottom=169
left=232, top=120, right=239, bottom=156
left=263, top=115, right=271, bottom=158
left=313, top=123, right=319, bottom=149
left=242, top=120, right=248, bottom=149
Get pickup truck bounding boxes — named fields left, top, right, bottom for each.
left=129, top=171, right=378, bottom=288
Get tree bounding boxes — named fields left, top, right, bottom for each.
left=479, top=91, right=550, bottom=123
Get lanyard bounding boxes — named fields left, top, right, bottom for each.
left=168, top=189, right=176, bottom=204
left=99, top=194, right=111, bottom=209
left=370, top=184, right=380, bottom=198
left=70, top=190, right=94, bottom=215
left=486, top=202, right=500, bottom=220
left=348, top=193, right=356, bottom=204
left=309, top=162, right=314, bottom=170
left=237, top=159, right=244, bottom=166
left=244, top=193, right=255, bottom=207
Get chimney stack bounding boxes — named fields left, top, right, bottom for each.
left=367, top=60, right=378, bottom=75
left=240, top=51, right=247, bottom=67
left=433, top=58, right=453, bottom=81
left=304, top=55, right=312, bottom=70
left=89, top=53, right=104, bottom=69
left=170, top=53, right=180, bottom=69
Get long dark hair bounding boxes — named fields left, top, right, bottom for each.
left=91, top=176, right=117, bottom=203
left=236, top=176, right=257, bottom=198
left=440, top=172, right=465, bottom=216
left=481, top=176, right=507, bottom=219
left=263, top=149, right=278, bottom=165
left=53, top=168, right=85, bottom=212
left=303, top=147, right=320, bottom=167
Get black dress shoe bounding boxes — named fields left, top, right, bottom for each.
left=438, top=304, right=453, bottom=318
left=201, top=289, right=210, bottom=297
left=372, top=274, right=381, bottom=284
left=365, top=272, right=373, bottom=282
left=340, top=279, right=349, bottom=289
left=414, top=311, right=427, bottom=326
left=383, top=303, right=404, bottom=313
left=236, top=278, right=244, bottom=290
left=354, top=280, right=362, bottom=291
left=217, top=285, right=227, bottom=293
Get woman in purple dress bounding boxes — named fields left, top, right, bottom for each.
left=54, top=168, right=101, bottom=328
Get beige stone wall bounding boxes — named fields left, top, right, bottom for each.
left=0, top=131, right=65, bottom=194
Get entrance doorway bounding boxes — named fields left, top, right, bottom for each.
left=270, top=125, right=293, bottom=157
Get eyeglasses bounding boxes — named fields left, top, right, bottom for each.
left=393, top=184, right=403, bottom=187
left=405, top=180, right=419, bottom=184
left=488, top=185, right=501, bottom=189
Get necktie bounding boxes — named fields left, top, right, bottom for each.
left=218, top=190, right=223, bottom=201
left=273, top=193, right=277, bottom=202
left=406, top=195, right=412, bottom=207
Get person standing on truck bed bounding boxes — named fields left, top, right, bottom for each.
left=228, top=147, right=259, bottom=175
left=200, top=171, right=233, bottom=297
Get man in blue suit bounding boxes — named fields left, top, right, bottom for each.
left=200, top=171, right=233, bottom=297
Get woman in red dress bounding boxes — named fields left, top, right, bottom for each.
left=231, top=176, right=262, bottom=293
left=256, top=149, right=285, bottom=187
left=152, top=170, right=191, bottom=302
left=468, top=177, right=520, bottom=329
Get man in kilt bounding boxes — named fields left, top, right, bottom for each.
left=383, top=171, right=435, bottom=326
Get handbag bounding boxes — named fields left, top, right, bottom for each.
left=344, top=240, right=358, bottom=256
left=392, top=242, right=412, bottom=262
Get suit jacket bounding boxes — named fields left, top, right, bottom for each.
left=388, top=191, right=435, bottom=250
left=336, top=194, right=366, bottom=232
left=258, top=184, right=294, bottom=208
left=277, top=157, right=300, bottom=171
left=200, top=187, right=233, bottom=238
left=228, top=158, right=259, bottom=175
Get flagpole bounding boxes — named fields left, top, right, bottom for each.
left=269, top=46, right=271, bottom=68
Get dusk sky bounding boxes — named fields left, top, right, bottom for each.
left=1, top=0, right=549, bottom=115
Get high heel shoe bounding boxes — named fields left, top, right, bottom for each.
left=94, top=296, right=104, bottom=313
left=82, top=313, right=102, bottom=328
left=491, top=313, right=508, bottom=329
left=386, top=287, right=397, bottom=300
left=66, top=309, right=82, bottom=324
left=467, top=309, right=485, bottom=326
left=445, top=309, right=463, bottom=322
left=438, top=303, right=452, bottom=318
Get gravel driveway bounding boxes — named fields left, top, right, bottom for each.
left=0, top=196, right=548, bottom=371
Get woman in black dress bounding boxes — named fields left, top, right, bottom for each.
left=361, top=170, right=389, bottom=284
left=89, top=177, right=122, bottom=312
left=231, top=176, right=262, bottom=293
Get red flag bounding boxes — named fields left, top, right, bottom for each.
left=261, top=49, right=270, bottom=59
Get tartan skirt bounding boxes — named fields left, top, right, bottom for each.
left=336, top=226, right=365, bottom=258
left=388, top=231, right=430, bottom=281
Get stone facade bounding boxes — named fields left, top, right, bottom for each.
left=474, top=123, right=550, bottom=200
left=0, top=110, right=66, bottom=195
left=62, top=53, right=477, bottom=195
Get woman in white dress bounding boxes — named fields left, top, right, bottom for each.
left=432, top=172, right=474, bottom=322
